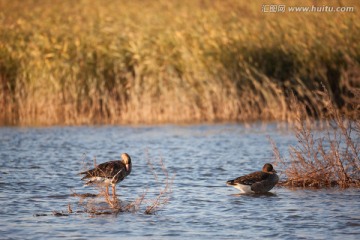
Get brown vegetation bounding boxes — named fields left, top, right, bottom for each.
left=271, top=89, right=360, bottom=188
left=0, top=0, right=359, bottom=125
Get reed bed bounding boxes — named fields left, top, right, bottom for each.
left=0, top=0, right=359, bottom=125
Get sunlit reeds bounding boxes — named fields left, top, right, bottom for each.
left=1, top=0, right=359, bottom=125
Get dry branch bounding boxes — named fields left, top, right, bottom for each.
left=271, top=89, right=360, bottom=188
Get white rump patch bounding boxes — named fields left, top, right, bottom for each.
left=84, top=177, right=112, bottom=187
left=232, top=184, right=253, bottom=193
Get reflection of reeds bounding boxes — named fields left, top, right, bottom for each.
left=1, top=0, right=359, bottom=125
left=271, top=89, right=360, bottom=188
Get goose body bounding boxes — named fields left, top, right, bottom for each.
left=80, top=153, right=132, bottom=199
left=226, top=163, right=279, bottom=193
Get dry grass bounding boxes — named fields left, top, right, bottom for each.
left=73, top=154, right=173, bottom=216
left=0, top=0, right=359, bottom=125
left=271, top=89, right=360, bottom=188
left=144, top=157, right=174, bottom=214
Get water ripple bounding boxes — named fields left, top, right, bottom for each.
left=0, top=125, right=359, bottom=239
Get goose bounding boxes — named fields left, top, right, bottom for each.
left=226, top=163, right=278, bottom=193
left=80, top=153, right=132, bottom=199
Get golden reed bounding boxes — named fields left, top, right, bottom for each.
left=0, top=0, right=359, bottom=125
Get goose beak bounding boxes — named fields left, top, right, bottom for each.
left=126, top=164, right=130, bottom=172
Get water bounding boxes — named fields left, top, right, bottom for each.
left=0, top=124, right=359, bottom=239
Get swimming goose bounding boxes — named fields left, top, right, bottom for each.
left=226, top=163, right=279, bottom=193
left=80, top=153, right=132, bottom=199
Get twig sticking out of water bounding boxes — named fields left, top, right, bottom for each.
left=144, top=157, right=174, bottom=215
left=68, top=203, right=73, bottom=213
left=80, top=153, right=98, bottom=176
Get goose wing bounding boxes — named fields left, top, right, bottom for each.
left=80, top=161, right=126, bottom=180
left=232, top=171, right=270, bottom=186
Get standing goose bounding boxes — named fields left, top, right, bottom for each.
left=80, top=153, right=132, bottom=199
left=226, top=163, right=279, bottom=193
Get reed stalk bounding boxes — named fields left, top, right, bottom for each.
left=1, top=0, right=359, bottom=125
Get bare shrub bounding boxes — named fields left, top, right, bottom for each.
left=144, top=157, right=174, bottom=214
left=271, top=89, right=360, bottom=188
